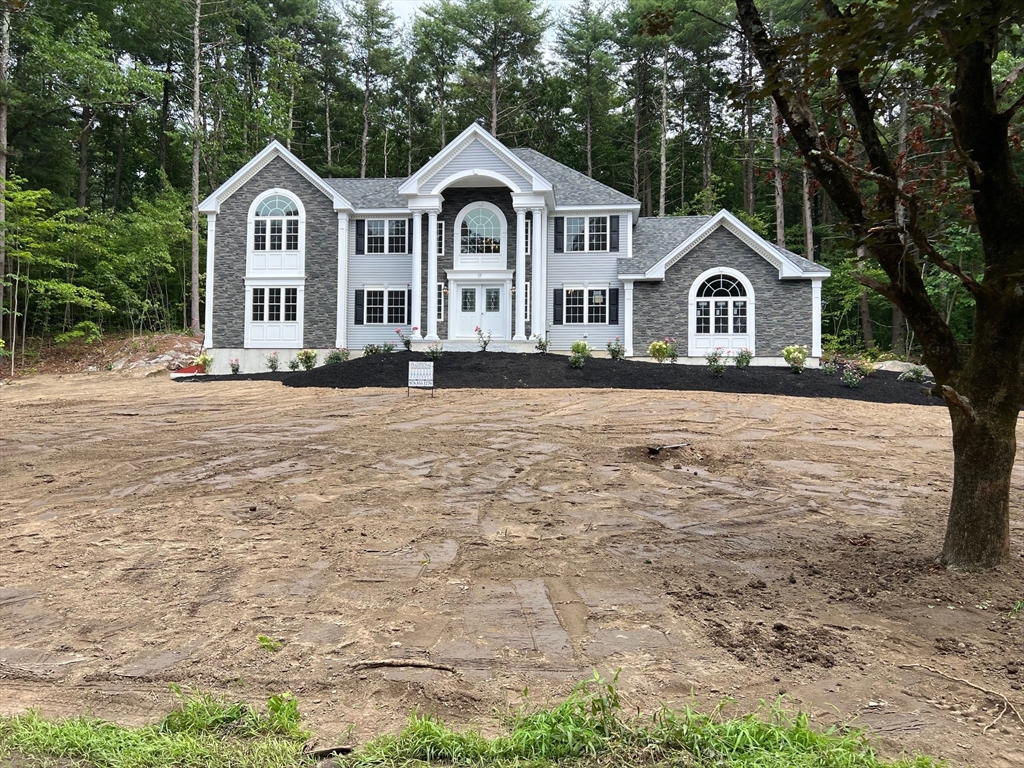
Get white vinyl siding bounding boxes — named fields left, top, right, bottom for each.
left=348, top=223, right=414, bottom=349
left=420, top=138, right=531, bottom=192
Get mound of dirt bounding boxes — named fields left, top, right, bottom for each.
left=189, top=351, right=941, bottom=405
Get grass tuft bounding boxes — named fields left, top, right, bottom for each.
left=0, top=686, right=309, bottom=768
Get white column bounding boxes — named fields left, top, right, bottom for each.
left=624, top=280, right=634, bottom=357
left=811, top=278, right=822, bottom=358
left=203, top=214, right=215, bottom=348
left=513, top=208, right=527, bottom=340
left=531, top=208, right=544, bottom=335
left=336, top=212, right=349, bottom=349
left=426, top=210, right=440, bottom=340
left=411, top=212, right=423, bottom=338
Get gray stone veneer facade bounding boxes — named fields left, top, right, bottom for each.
left=212, top=156, right=338, bottom=349
left=632, top=228, right=813, bottom=356
left=421, top=187, right=532, bottom=339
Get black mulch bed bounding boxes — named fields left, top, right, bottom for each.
left=182, top=351, right=942, bottom=406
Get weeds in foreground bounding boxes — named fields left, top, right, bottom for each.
left=0, top=686, right=308, bottom=768
left=257, top=634, right=283, bottom=652
left=339, top=672, right=941, bottom=767
left=0, top=676, right=943, bottom=768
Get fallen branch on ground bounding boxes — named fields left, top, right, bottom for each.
left=648, top=443, right=689, bottom=456
left=351, top=659, right=457, bottom=673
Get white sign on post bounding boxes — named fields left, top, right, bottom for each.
left=408, top=361, right=434, bottom=395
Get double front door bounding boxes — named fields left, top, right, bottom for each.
left=455, top=284, right=507, bottom=340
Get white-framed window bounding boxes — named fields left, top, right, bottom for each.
left=245, top=278, right=303, bottom=347
left=695, top=274, right=747, bottom=335
left=248, top=189, right=305, bottom=276
left=436, top=221, right=445, bottom=255
left=563, top=287, right=607, bottom=324
left=524, top=282, right=531, bottom=322
left=566, top=215, right=609, bottom=252
left=364, top=288, right=408, bottom=324
left=437, top=282, right=446, bottom=321
left=366, top=219, right=407, bottom=254
left=454, top=202, right=506, bottom=269
left=524, top=217, right=532, bottom=256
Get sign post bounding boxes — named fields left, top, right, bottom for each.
left=408, top=361, right=434, bottom=396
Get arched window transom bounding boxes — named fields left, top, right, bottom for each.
left=697, top=274, right=746, bottom=298
left=460, top=208, right=501, bottom=254
left=254, top=194, right=300, bottom=251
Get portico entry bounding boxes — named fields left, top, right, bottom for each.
left=448, top=272, right=512, bottom=340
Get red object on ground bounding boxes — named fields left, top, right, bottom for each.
left=170, top=364, right=206, bottom=378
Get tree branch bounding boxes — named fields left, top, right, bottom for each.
left=912, top=103, right=984, bottom=180
left=995, top=58, right=1024, bottom=102
left=853, top=273, right=896, bottom=302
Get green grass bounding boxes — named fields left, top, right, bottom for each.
left=0, top=676, right=943, bottom=768
left=257, top=634, right=283, bottom=652
left=0, top=687, right=309, bottom=768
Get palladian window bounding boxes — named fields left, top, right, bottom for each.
left=695, top=274, right=747, bottom=334
left=253, top=194, right=299, bottom=251
left=460, top=208, right=501, bottom=254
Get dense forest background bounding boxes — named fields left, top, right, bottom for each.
left=1, top=0, right=1018, bottom=365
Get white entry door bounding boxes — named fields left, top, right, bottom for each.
left=456, top=285, right=507, bottom=340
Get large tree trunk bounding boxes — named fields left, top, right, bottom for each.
left=742, top=36, right=755, bottom=215
left=360, top=66, right=371, bottom=178
left=78, top=106, right=93, bottom=210
left=701, top=81, right=712, bottom=187
left=0, top=7, right=9, bottom=345
left=190, top=0, right=202, bottom=335
left=158, top=57, right=173, bottom=184
left=802, top=165, right=813, bottom=260
left=325, top=84, right=332, bottom=171
left=111, top=109, right=127, bottom=211
left=659, top=61, right=668, bottom=216
left=771, top=99, right=784, bottom=248
left=490, top=59, right=498, bottom=136
left=585, top=61, right=593, bottom=178
left=679, top=103, right=685, bottom=211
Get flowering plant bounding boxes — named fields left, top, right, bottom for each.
left=705, top=347, right=726, bottom=377
left=534, top=334, right=549, bottom=353
left=265, top=351, right=279, bottom=371
left=475, top=326, right=492, bottom=351
left=194, top=351, right=214, bottom=370
left=606, top=337, right=625, bottom=361
left=841, top=361, right=865, bottom=388
left=296, top=349, right=318, bottom=370
left=425, top=343, right=444, bottom=360
left=734, top=348, right=753, bottom=368
left=395, top=327, right=415, bottom=351
left=783, top=344, right=808, bottom=373
left=229, top=358, right=240, bottom=374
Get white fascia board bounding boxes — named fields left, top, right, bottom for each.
left=553, top=203, right=642, bottom=214
left=407, top=195, right=444, bottom=212
left=200, top=140, right=353, bottom=214
left=353, top=208, right=413, bottom=216
left=511, top=192, right=547, bottom=210
left=618, top=273, right=653, bottom=281
left=399, top=123, right=551, bottom=196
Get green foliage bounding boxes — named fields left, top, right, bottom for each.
left=841, top=362, right=865, bottom=388
left=606, top=337, right=625, bottom=360
left=534, top=335, right=550, bottom=353
left=55, top=320, right=103, bottom=345
left=230, top=358, right=240, bottom=374
left=568, top=352, right=586, bottom=368
left=425, top=343, right=444, bottom=360
left=734, top=348, right=753, bottom=368
left=296, top=349, right=318, bottom=370
left=287, top=358, right=300, bottom=371
left=897, top=365, right=927, bottom=383
left=783, top=345, right=808, bottom=373
left=339, top=674, right=940, bottom=767
left=705, top=347, right=725, bottom=377
left=265, top=352, right=280, bottom=372
left=648, top=339, right=671, bottom=363
left=569, top=340, right=592, bottom=357
left=256, top=635, right=282, bottom=653
left=362, top=343, right=395, bottom=356
left=324, top=348, right=350, bottom=365
left=0, top=687, right=308, bottom=768
left=194, top=352, right=214, bottom=369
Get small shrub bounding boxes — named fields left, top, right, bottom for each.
left=648, top=340, right=671, bottom=363
left=897, top=364, right=927, bottom=383
left=853, top=358, right=876, bottom=377
left=568, top=353, right=586, bottom=369
left=474, top=325, right=492, bottom=351
left=194, top=351, right=214, bottom=370
left=841, top=361, right=865, bottom=387
left=229, top=358, right=240, bottom=374
left=0, top=339, right=9, bottom=358
left=296, top=349, right=318, bottom=370
left=665, top=337, right=680, bottom=363
left=534, top=334, right=549, bottom=353
left=55, top=320, right=103, bottom=345
left=821, top=358, right=841, bottom=375
left=783, top=344, right=808, bottom=373
left=265, top=351, right=279, bottom=371
left=734, top=348, right=753, bottom=368
left=287, top=358, right=300, bottom=371
left=705, top=347, right=726, bottom=377
left=395, top=327, right=414, bottom=351
left=363, top=343, right=394, bottom=356
left=606, top=337, right=625, bottom=360
left=324, top=348, right=349, bottom=365
left=570, top=340, right=592, bottom=358
left=425, top=343, right=444, bottom=360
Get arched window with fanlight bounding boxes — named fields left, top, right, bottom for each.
left=454, top=202, right=506, bottom=269
left=247, top=189, right=305, bottom=274
left=688, top=268, right=754, bottom=356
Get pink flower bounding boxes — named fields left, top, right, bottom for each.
left=413, top=326, right=419, bottom=331
left=395, top=329, right=401, bottom=334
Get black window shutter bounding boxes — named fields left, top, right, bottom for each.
left=354, top=289, right=365, bottom=325
left=608, top=288, right=619, bottom=324
left=553, top=289, right=563, bottom=325
left=407, top=289, right=412, bottom=325
left=355, top=220, right=365, bottom=255
left=554, top=217, right=564, bottom=253
left=609, top=216, right=620, bottom=252
left=407, top=218, right=413, bottom=252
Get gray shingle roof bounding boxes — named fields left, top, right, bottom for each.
left=621, top=216, right=711, bottom=274
left=770, top=243, right=829, bottom=274
left=508, top=148, right=640, bottom=208
left=323, top=177, right=406, bottom=209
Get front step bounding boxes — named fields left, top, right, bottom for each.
left=409, top=340, right=536, bottom=354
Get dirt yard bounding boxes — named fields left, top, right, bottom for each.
left=2, top=373, right=1022, bottom=766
